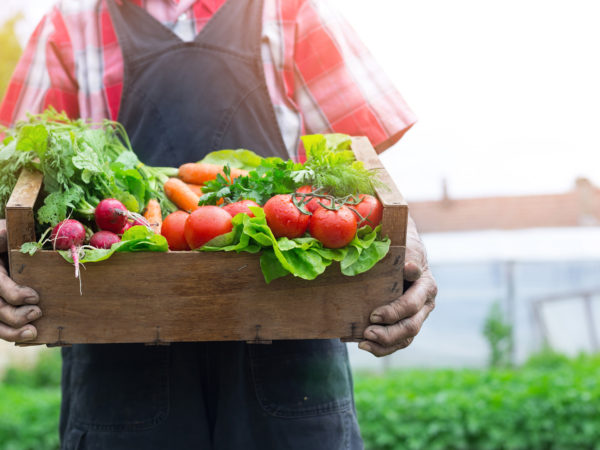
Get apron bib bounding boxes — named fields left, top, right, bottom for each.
left=106, top=0, right=289, bottom=166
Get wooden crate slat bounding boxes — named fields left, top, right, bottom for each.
left=11, top=247, right=404, bottom=345
left=5, top=169, right=43, bottom=249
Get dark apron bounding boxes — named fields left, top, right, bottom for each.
left=59, top=1, right=362, bottom=448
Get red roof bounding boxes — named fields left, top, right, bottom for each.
left=409, top=178, right=600, bottom=233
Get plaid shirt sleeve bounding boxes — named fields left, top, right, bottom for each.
left=293, top=0, right=416, bottom=152
left=0, top=7, right=79, bottom=128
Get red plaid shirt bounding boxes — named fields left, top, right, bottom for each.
left=0, top=0, right=416, bottom=159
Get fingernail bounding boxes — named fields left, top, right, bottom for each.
left=370, top=314, right=383, bottom=323
left=27, top=309, right=40, bottom=321
left=20, top=329, right=34, bottom=340
left=24, top=296, right=39, bottom=305
left=365, top=329, right=378, bottom=340
left=358, top=342, right=372, bottom=352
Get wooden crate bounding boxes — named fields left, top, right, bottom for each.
left=6, top=137, right=407, bottom=346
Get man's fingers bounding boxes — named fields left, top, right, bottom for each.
left=370, top=272, right=437, bottom=325
left=359, top=338, right=414, bottom=358
left=0, top=227, right=7, bottom=253
left=403, top=261, right=422, bottom=282
left=364, top=299, right=434, bottom=348
left=0, top=322, right=37, bottom=343
left=0, top=266, right=39, bottom=306
left=0, top=298, right=42, bottom=328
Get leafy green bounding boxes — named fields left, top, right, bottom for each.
left=201, top=207, right=390, bottom=283
left=198, top=133, right=381, bottom=207
left=56, top=226, right=168, bottom=264
left=0, top=108, right=177, bottom=223
left=199, top=149, right=263, bottom=170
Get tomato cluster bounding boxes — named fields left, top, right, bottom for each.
left=160, top=187, right=382, bottom=251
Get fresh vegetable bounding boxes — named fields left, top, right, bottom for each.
left=0, top=108, right=177, bottom=225
left=94, top=198, right=129, bottom=233
left=90, top=231, right=121, bottom=249
left=143, top=199, right=162, bottom=234
left=186, top=183, right=203, bottom=196
left=201, top=207, right=390, bottom=283
left=50, top=220, right=86, bottom=278
left=178, top=162, right=247, bottom=186
left=223, top=200, right=260, bottom=218
left=295, top=185, right=332, bottom=213
left=163, top=178, right=200, bottom=213
left=184, top=206, right=233, bottom=249
left=352, top=194, right=383, bottom=228
left=161, top=211, right=190, bottom=251
left=263, top=194, right=310, bottom=239
left=309, top=205, right=358, bottom=249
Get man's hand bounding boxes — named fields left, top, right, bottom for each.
left=359, top=216, right=437, bottom=357
left=0, top=228, right=41, bottom=342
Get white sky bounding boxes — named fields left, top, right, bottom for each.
left=2, top=0, right=600, bottom=201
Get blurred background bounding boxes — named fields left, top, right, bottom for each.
left=1, top=1, right=599, bottom=449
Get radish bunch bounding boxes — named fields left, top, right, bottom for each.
left=51, top=198, right=153, bottom=279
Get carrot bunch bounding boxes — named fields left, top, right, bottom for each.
left=163, top=162, right=248, bottom=213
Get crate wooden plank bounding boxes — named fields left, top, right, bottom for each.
left=351, top=137, right=408, bottom=246
left=5, top=169, right=43, bottom=249
left=10, top=247, right=404, bottom=345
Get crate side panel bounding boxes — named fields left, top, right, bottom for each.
left=11, top=247, right=404, bottom=344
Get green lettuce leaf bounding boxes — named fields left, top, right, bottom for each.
left=199, top=149, right=263, bottom=170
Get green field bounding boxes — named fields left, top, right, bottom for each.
left=1, top=350, right=599, bottom=450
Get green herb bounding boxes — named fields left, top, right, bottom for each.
left=0, top=108, right=177, bottom=224
left=198, top=134, right=381, bottom=207
left=200, top=207, right=390, bottom=283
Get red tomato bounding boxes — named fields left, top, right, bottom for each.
left=184, top=206, right=233, bottom=249
left=222, top=199, right=260, bottom=218
left=309, top=205, right=357, bottom=249
left=264, top=194, right=310, bottom=239
left=295, top=185, right=330, bottom=213
left=353, top=194, right=383, bottom=228
left=161, top=211, right=190, bottom=251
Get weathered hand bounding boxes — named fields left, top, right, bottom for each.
left=359, top=216, right=437, bottom=357
left=0, top=227, right=41, bottom=342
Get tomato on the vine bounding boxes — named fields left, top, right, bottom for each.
left=309, top=205, right=357, bottom=249
left=352, top=194, right=383, bottom=228
left=296, top=185, right=331, bottom=213
left=264, top=194, right=310, bottom=239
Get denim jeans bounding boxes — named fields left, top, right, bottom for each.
left=60, top=340, right=363, bottom=449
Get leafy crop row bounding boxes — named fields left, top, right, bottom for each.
left=355, top=353, right=600, bottom=450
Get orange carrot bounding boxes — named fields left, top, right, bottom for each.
left=143, top=199, right=163, bottom=234
left=163, top=178, right=200, bottom=213
left=186, top=183, right=203, bottom=196
left=178, top=163, right=248, bottom=185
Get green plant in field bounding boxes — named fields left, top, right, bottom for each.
left=483, top=301, right=513, bottom=368
left=354, top=354, right=600, bottom=450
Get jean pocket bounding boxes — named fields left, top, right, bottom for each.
left=248, top=339, right=353, bottom=418
left=68, top=344, right=169, bottom=431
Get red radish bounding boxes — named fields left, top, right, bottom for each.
left=223, top=200, right=260, bottom=218
left=95, top=198, right=129, bottom=233
left=90, top=231, right=121, bottom=249
left=120, top=221, right=133, bottom=234
left=51, top=219, right=86, bottom=278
